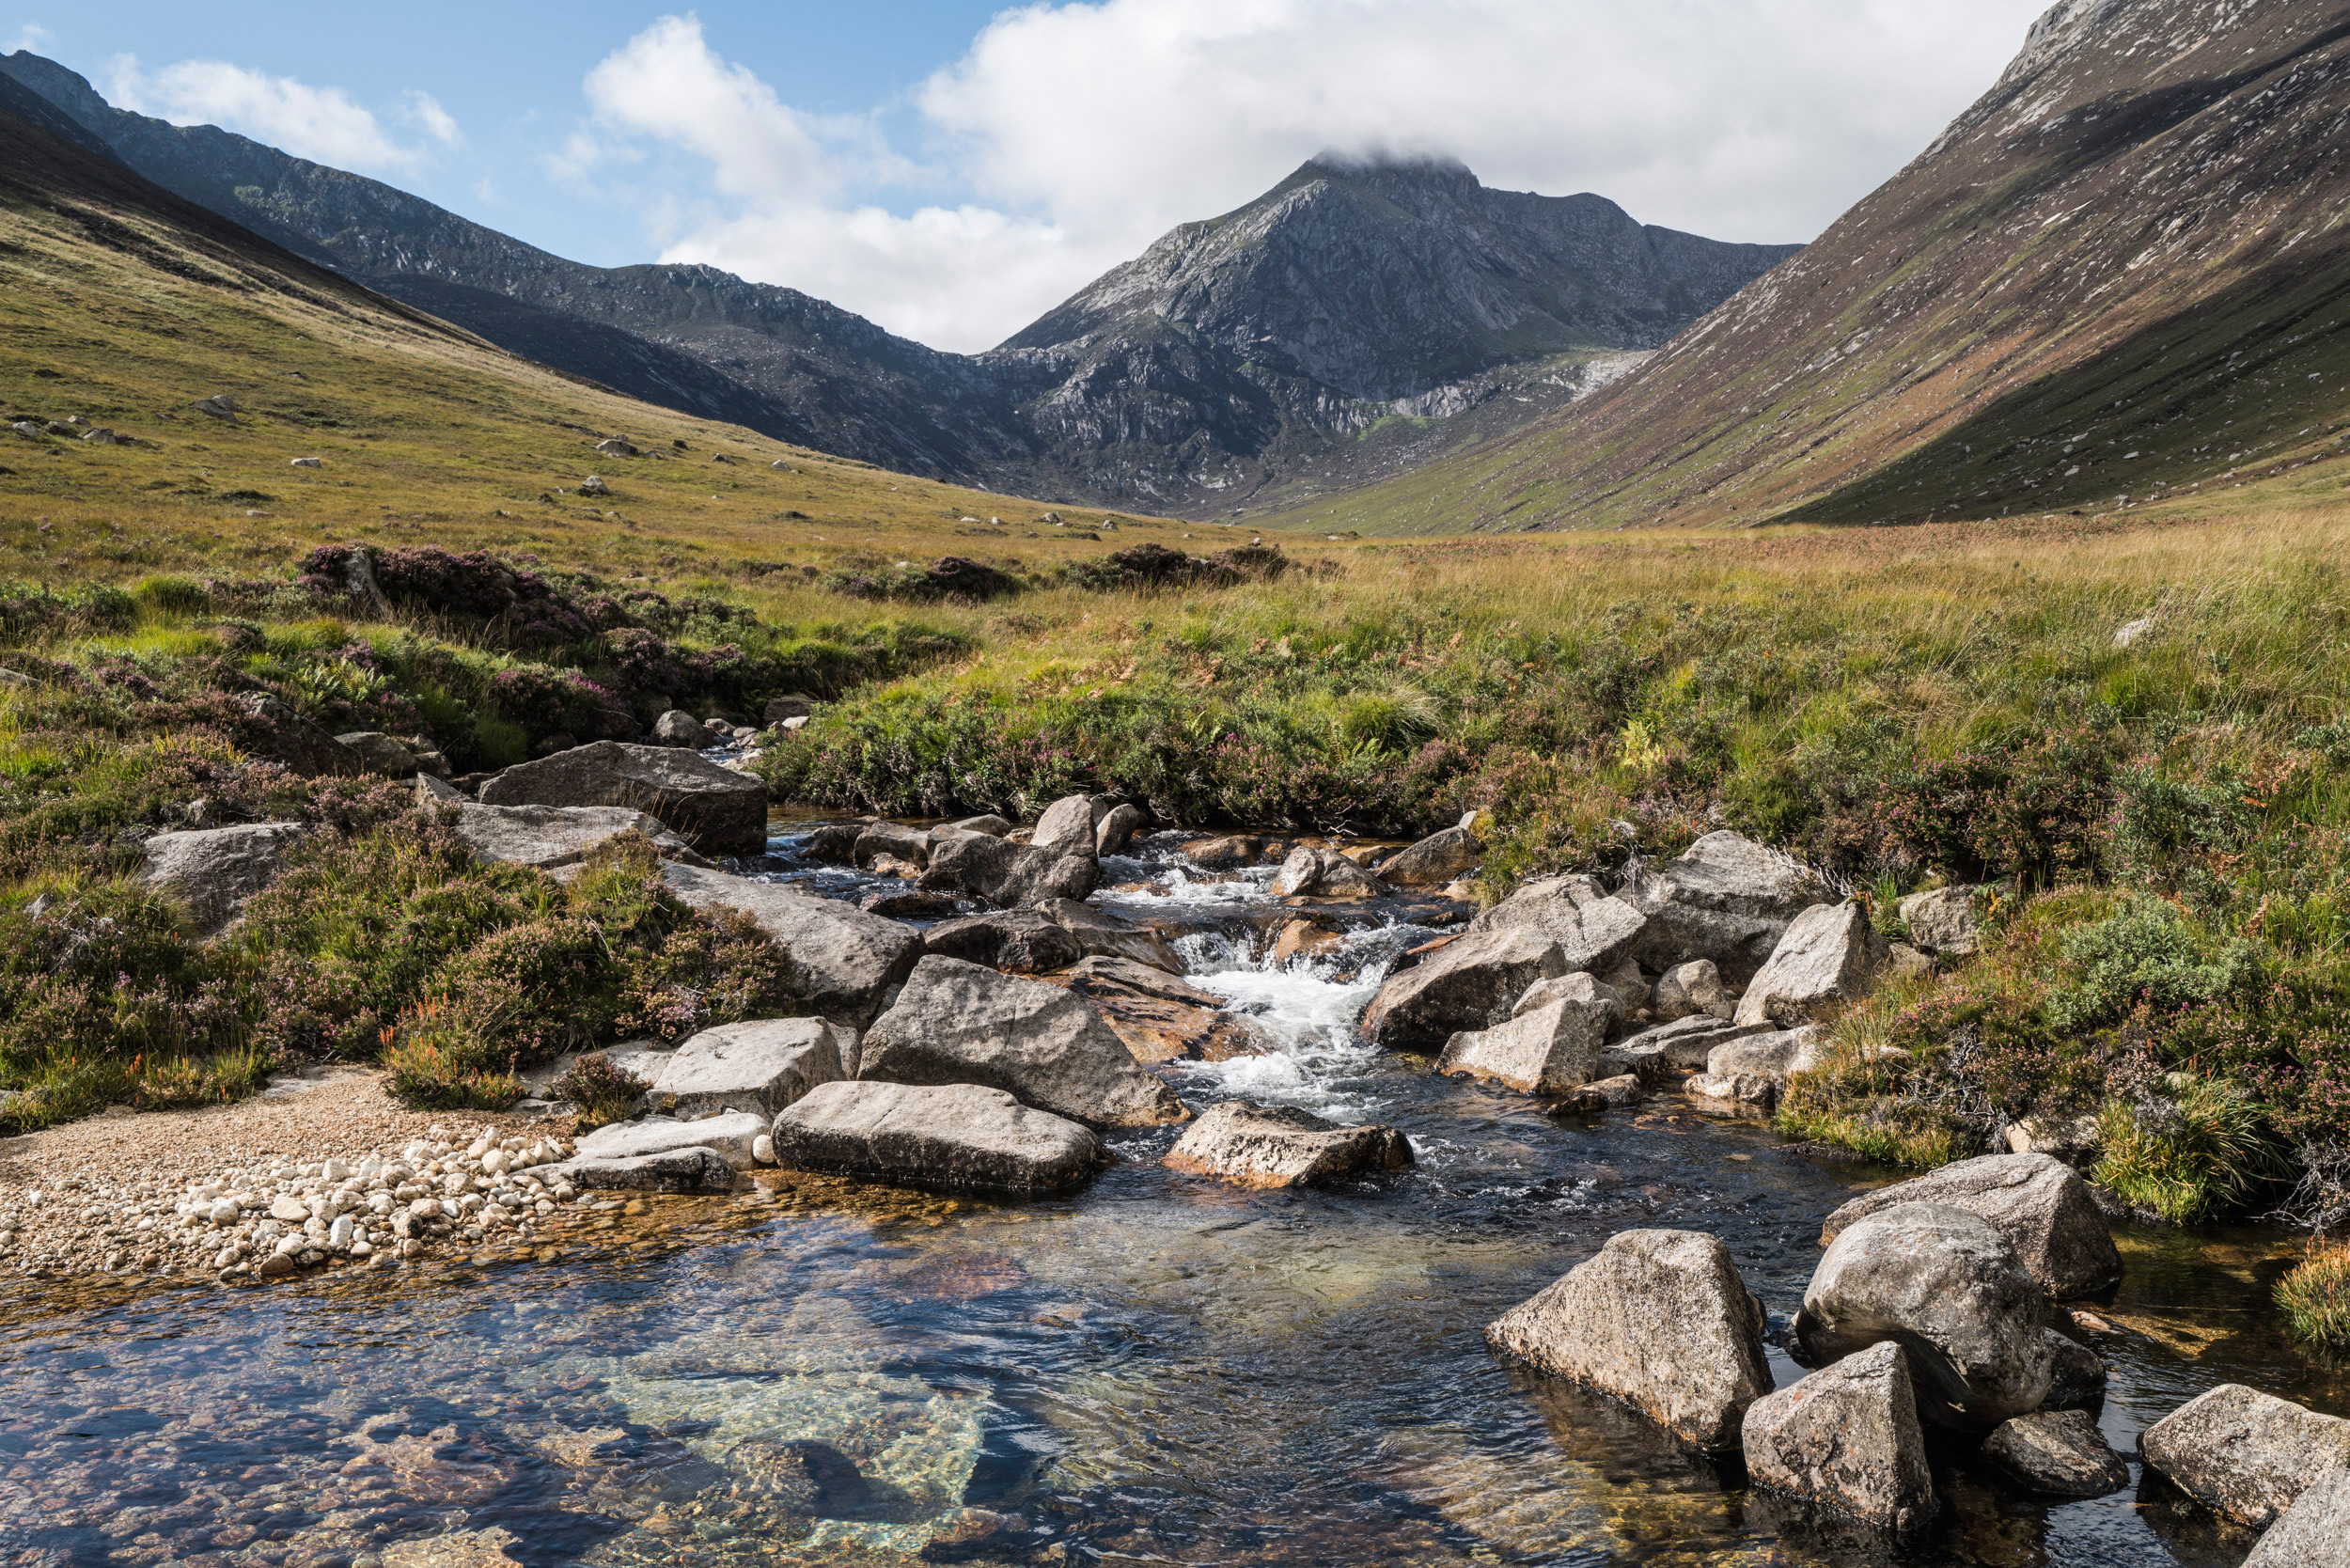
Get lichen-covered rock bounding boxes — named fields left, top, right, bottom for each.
left=658, top=864, right=921, bottom=1027
left=479, top=742, right=768, bottom=856
left=1734, top=902, right=1888, bottom=1027
left=919, top=831, right=1099, bottom=907
left=1982, top=1409, right=2130, bottom=1497
left=2245, top=1463, right=2350, bottom=1567
left=2138, top=1384, right=2350, bottom=1528
left=858, top=955, right=1188, bottom=1128
left=1900, top=886, right=1985, bottom=955
left=1163, top=1102, right=1413, bottom=1187
left=141, top=822, right=311, bottom=937
left=455, top=803, right=708, bottom=870
left=645, top=1018, right=850, bottom=1119
left=1379, top=826, right=1481, bottom=888
left=1654, top=959, right=1735, bottom=1022
left=1742, top=1341, right=1937, bottom=1535
left=1360, top=925, right=1567, bottom=1050
left=1437, top=981, right=1613, bottom=1094
left=1818, top=1152, right=2121, bottom=1300
left=921, top=909, right=1084, bottom=974
left=1796, top=1201, right=2054, bottom=1430
left=1486, top=1229, right=1771, bottom=1451
left=1467, top=873, right=1647, bottom=971
left=770, top=1080, right=1103, bottom=1195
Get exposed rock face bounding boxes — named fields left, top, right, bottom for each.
left=1051, top=957, right=1270, bottom=1064
left=237, top=693, right=362, bottom=777
left=479, top=742, right=768, bottom=857
left=857, top=956, right=1188, bottom=1128
left=919, top=832, right=1099, bottom=907
left=555, top=1147, right=735, bottom=1194
left=645, top=1018, right=849, bottom=1119
left=658, top=864, right=921, bottom=1027
left=139, top=822, right=307, bottom=936
left=1270, top=844, right=1386, bottom=900
left=1034, top=898, right=1183, bottom=971
left=1900, top=886, right=1985, bottom=955
left=1818, top=1153, right=2122, bottom=1300
left=1359, top=926, right=1569, bottom=1050
left=453, top=803, right=707, bottom=870
left=1734, top=902, right=1888, bottom=1027
left=1378, top=826, right=1480, bottom=888
left=2138, top=1384, right=2350, bottom=1529
left=1742, top=1341, right=1937, bottom=1536
left=1438, top=979, right=1614, bottom=1094
left=771, top=1080, right=1103, bottom=1195
left=334, top=729, right=424, bottom=776
left=570, top=1112, right=770, bottom=1170
left=1467, top=874, right=1647, bottom=971
left=1982, top=1409, right=2131, bottom=1497
left=1486, top=1229, right=1772, bottom=1451
left=1163, top=1102, right=1413, bottom=1187
left=921, top=909, right=1083, bottom=975
left=1654, top=959, right=1735, bottom=1022
left=1095, top=803, right=1147, bottom=856
left=2246, top=1464, right=2350, bottom=1567
left=1629, top=832, right=1819, bottom=982
left=1796, top=1201, right=2054, bottom=1430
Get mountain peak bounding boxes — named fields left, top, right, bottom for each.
left=1292, top=149, right=1478, bottom=186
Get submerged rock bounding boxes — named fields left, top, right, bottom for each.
left=771, top=1080, right=1103, bottom=1194
left=2138, top=1383, right=2350, bottom=1528
left=1796, top=1201, right=2054, bottom=1430
left=1486, top=1229, right=1771, bottom=1451
left=1734, top=901, right=1888, bottom=1027
left=1163, top=1102, right=1413, bottom=1187
left=1360, top=925, right=1568, bottom=1050
left=1742, top=1341, right=1937, bottom=1536
left=645, top=1017, right=850, bottom=1119
left=479, top=742, right=768, bottom=856
left=1982, top=1408, right=2130, bottom=1497
left=1818, top=1152, right=2121, bottom=1300
left=660, top=864, right=921, bottom=1027
left=858, top=955, right=1189, bottom=1128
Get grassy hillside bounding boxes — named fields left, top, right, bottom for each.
left=1262, top=0, right=2350, bottom=535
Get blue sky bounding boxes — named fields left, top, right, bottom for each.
left=5, top=2, right=2051, bottom=353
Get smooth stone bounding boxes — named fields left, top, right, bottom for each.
left=771, top=1080, right=1103, bottom=1194
left=1032, top=794, right=1104, bottom=855
left=2041, top=1328, right=2108, bottom=1411
left=1095, top=803, right=1147, bottom=856
left=1163, top=1102, right=1413, bottom=1187
left=1982, top=1409, right=2131, bottom=1497
left=659, top=863, right=922, bottom=1027
left=1486, top=1229, right=1771, bottom=1451
left=567, top=1113, right=771, bottom=1168
left=2139, top=1384, right=2350, bottom=1528
left=645, top=1017, right=851, bottom=1119
left=1818, top=1152, right=2122, bottom=1300
left=1743, top=1341, right=1937, bottom=1536
left=479, top=742, right=767, bottom=856
left=1269, top=844, right=1386, bottom=899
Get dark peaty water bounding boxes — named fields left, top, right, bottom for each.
left=0, top=830, right=2341, bottom=1567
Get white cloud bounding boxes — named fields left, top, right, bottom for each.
left=578, top=0, right=2053, bottom=353
left=103, top=55, right=452, bottom=175
left=7, top=23, right=55, bottom=53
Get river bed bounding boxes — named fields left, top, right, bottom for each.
left=2, top=827, right=2343, bottom=1567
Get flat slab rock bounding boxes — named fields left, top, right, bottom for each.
left=2139, top=1383, right=2350, bottom=1528
left=1164, top=1102, right=1413, bottom=1188
left=1487, top=1228, right=1771, bottom=1451
left=771, top=1079, right=1103, bottom=1194
left=479, top=742, right=768, bottom=856
left=567, top=1112, right=771, bottom=1170
left=1982, top=1408, right=2131, bottom=1497
left=646, top=1017, right=850, bottom=1118
left=454, top=802, right=708, bottom=870
left=1049, top=957, right=1270, bottom=1064
left=555, top=1146, right=736, bottom=1193
left=1820, top=1152, right=2122, bottom=1301
left=1743, top=1341, right=1936, bottom=1536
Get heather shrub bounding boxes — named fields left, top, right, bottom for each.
left=381, top=996, right=524, bottom=1112
left=553, top=1051, right=649, bottom=1130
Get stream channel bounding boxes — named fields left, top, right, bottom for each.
left=3, top=824, right=2345, bottom=1568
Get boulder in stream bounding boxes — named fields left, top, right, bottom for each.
left=1032, top=793, right=1106, bottom=855
left=2245, top=1463, right=2350, bottom=1567
left=1742, top=1341, right=1937, bottom=1536
left=771, top=1080, right=1103, bottom=1194
left=645, top=1017, right=850, bottom=1119
left=919, top=832, right=1099, bottom=907
left=1467, top=874, right=1647, bottom=971
left=1629, top=831, right=1820, bottom=982
left=921, top=909, right=1083, bottom=974
left=1163, top=1102, right=1413, bottom=1187
left=1982, top=1408, right=2131, bottom=1497
left=569, top=1112, right=771, bottom=1169
left=1817, top=1153, right=2121, bottom=1300
left=2040, top=1329, right=2108, bottom=1411
left=1601, top=1014, right=1775, bottom=1084
left=1035, top=897, right=1184, bottom=970
left=1486, top=1229, right=1771, bottom=1451
left=1795, top=1201, right=2054, bottom=1430
left=1050, top=957, right=1270, bottom=1064
left=555, top=1146, right=736, bottom=1193
left=858, top=955, right=1189, bottom=1128
left=1437, top=977, right=1614, bottom=1094
left=1360, top=926, right=1568, bottom=1051
left=660, top=864, right=921, bottom=1027
left=2138, top=1383, right=2350, bottom=1528
left=1270, top=844, right=1386, bottom=899
left=1096, top=803, right=1147, bottom=856
left=1378, top=825, right=1481, bottom=888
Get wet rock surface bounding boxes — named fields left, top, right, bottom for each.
left=1163, top=1102, right=1412, bottom=1187
left=1982, top=1408, right=2131, bottom=1497
left=2139, top=1382, right=2350, bottom=1528
left=1743, top=1341, right=1936, bottom=1535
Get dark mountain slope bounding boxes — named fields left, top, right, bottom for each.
left=1282, top=0, right=2350, bottom=534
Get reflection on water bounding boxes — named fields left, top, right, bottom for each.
left=3, top=826, right=2344, bottom=1566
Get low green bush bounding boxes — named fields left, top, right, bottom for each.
left=2278, top=1243, right=2350, bottom=1353
left=2093, top=1074, right=2285, bottom=1224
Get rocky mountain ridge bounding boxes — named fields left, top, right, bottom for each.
left=1287, top=0, right=2350, bottom=533
left=0, top=51, right=1794, bottom=515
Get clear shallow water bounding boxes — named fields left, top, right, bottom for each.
left=2, top=829, right=2343, bottom=1567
